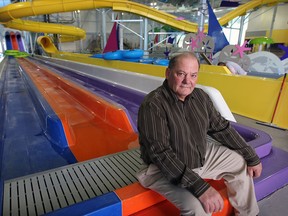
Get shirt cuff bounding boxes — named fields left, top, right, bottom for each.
left=186, top=178, right=211, bottom=197
left=246, top=154, right=261, bottom=167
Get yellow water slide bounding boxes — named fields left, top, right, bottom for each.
left=0, top=0, right=199, bottom=40
left=0, top=0, right=283, bottom=42
left=218, top=0, right=285, bottom=25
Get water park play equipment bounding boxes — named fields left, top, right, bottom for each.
left=1, top=0, right=282, bottom=129
left=1, top=56, right=288, bottom=216
left=32, top=13, right=287, bottom=131
left=249, top=37, right=274, bottom=52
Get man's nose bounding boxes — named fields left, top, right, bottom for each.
left=182, top=75, right=190, bottom=83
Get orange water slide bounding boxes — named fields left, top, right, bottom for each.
left=116, top=179, right=233, bottom=216
left=17, top=58, right=138, bottom=162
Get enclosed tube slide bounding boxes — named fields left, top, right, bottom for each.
left=16, top=32, right=25, bottom=52
left=37, top=36, right=59, bottom=54
left=4, top=32, right=12, bottom=50
left=10, top=32, right=19, bottom=50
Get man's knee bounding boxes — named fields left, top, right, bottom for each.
left=136, top=164, right=163, bottom=188
left=227, top=150, right=247, bottom=174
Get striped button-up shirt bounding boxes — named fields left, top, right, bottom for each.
left=137, top=80, right=260, bottom=197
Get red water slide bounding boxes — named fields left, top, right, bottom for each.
left=10, top=32, right=19, bottom=50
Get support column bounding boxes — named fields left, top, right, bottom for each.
left=139, top=17, right=143, bottom=50
left=269, top=5, right=277, bottom=39
left=101, top=9, right=107, bottom=50
left=238, top=15, right=245, bottom=45
left=118, top=13, right=124, bottom=50
left=198, top=0, right=207, bottom=33
left=76, top=10, right=83, bottom=52
left=143, top=18, right=149, bottom=57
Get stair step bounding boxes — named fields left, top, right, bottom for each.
left=254, top=147, right=288, bottom=201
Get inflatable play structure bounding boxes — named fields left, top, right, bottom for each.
left=0, top=0, right=288, bottom=215
left=91, top=49, right=170, bottom=66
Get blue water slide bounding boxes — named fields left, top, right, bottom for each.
left=4, top=31, right=12, bottom=50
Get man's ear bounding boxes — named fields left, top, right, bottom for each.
left=165, top=68, right=170, bottom=79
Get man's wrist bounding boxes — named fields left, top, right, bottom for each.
left=186, top=179, right=210, bottom=198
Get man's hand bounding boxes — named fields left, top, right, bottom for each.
left=247, top=163, right=262, bottom=178
left=198, top=186, right=224, bottom=213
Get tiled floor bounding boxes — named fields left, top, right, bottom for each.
left=234, top=114, right=288, bottom=216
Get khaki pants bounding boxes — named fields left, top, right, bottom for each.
left=136, top=142, right=259, bottom=216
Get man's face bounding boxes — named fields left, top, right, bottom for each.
left=166, top=55, right=199, bottom=101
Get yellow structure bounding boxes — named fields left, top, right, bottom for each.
left=48, top=50, right=288, bottom=130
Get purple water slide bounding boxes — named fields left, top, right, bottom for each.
left=16, top=32, right=25, bottom=52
